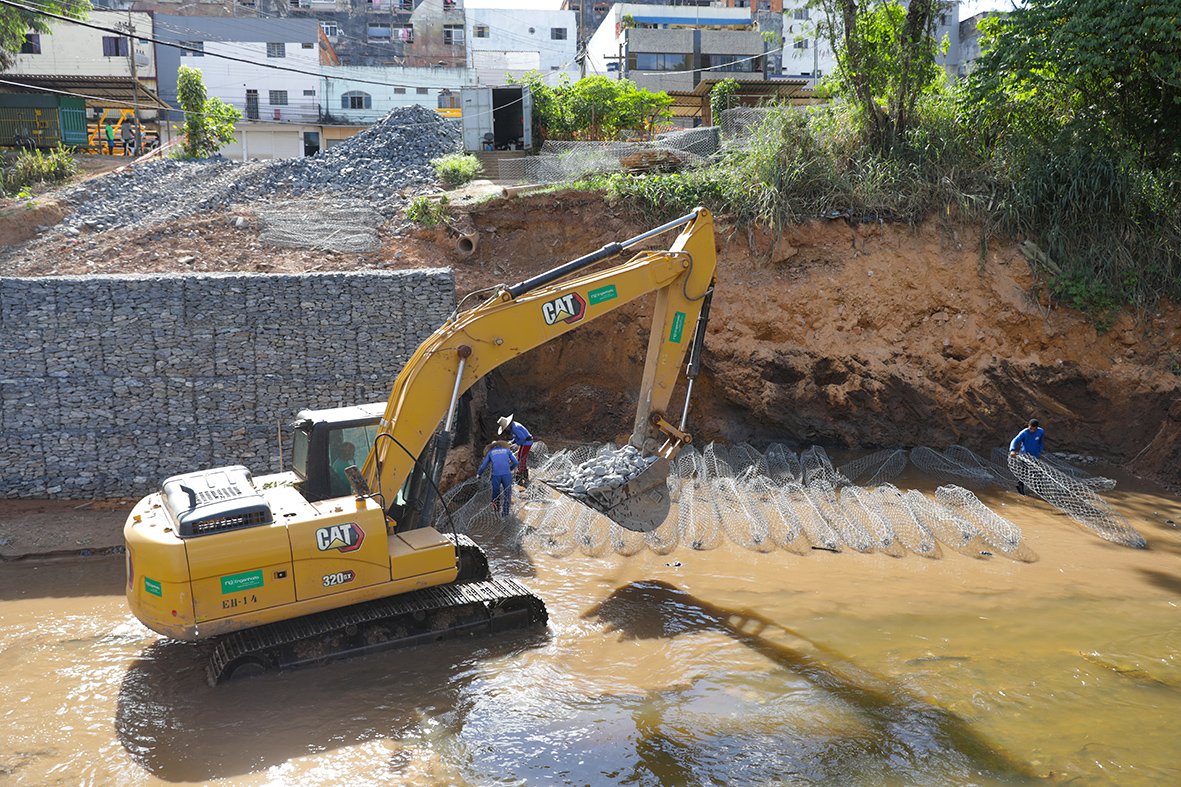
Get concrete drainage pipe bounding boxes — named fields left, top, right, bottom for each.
left=456, top=232, right=479, bottom=258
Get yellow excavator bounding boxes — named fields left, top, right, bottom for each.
left=124, top=208, right=717, bottom=683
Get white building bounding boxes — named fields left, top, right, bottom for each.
left=156, top=16, right=322, bottom=125
left=465, top=7, right=580, bottom=84
left=781, top=5, right=837, bottom=85
left=321, top=65, right=470, bottom=125
left=586, top=4, right=765, bottom=94
left=8, top=10, right=156, bottom=84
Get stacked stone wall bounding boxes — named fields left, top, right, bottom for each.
left=0, top=269, right=455, bottom=498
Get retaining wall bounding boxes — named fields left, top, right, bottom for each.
left=0, top=269, right=455, bottom=498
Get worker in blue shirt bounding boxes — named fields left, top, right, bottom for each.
left=478, top=440, right=518, bottom=517
left=497, top=414, right=534, bottom=486
left=1009, top=418, right=1045, bottom=495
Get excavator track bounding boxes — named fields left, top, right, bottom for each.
left=206, top=576, right=547, bottom=685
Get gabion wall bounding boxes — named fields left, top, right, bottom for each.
left=0, top=269, right=455, bottom=498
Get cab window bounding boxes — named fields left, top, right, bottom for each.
left=327, top=424, right=378, bottom=497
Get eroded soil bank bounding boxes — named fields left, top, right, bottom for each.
left=3, top=189, right=1178, bottom=488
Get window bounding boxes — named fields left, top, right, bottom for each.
left=704, top=53, right=756, bottom=71
left=180, top=40, right=204, bottom=56
left=551, top=27, right=567, bottom=40
left=269, top=90, right=288, bottom=105
left=301, top=42, right=314, bottom=49
left=793, top=9, right=809, bottom=20
left=443, top=24, right=463, bottom=45
left=628, top=52, right=692, bottom=72
left=245, top=89, right=259, bottom=120
left=19, top=34, right=40, bottom=55
left=793, top=38, right=809, bottom=49
left=321, top=21, right=339, bottom=37
left=341, top=91, right=372, bottom=109
left=416, top=87, right=429, bottom=95
left=102, top=36, right=129, bottom=57
left=303, top=89, right=316, bottom=96
left=474, top=25, right=489, bottom=38
left=266, top=42, right=285, bottom=58
left=394, top=87, right=406, bottom=94
left=368, top=25, right=391, bottom=42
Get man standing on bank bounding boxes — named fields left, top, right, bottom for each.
left=497, top=414, right=534, bottom=486
left=1009, top=418, right=1045, bottom=495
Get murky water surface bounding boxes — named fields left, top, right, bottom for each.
left=2, top=474, right=1179, bottom=785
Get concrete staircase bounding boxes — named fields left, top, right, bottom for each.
left=473, top=151, right=528, bottom=183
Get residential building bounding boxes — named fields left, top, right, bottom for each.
left=402, top=0, right=467, bottom=68
left=155, top=15, right=323, bottom=123
left=320, top=64, right=468, bottom=124
left=586, top=3, right=766, bottom=93
left=7, top=10, right=158, bottom=93
left=958, top=10, right=1005, bottom=76
left=466, top=7, right=579, bottom=84
left=781, top=4, right=836, bottom=85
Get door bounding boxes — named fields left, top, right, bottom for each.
left=520, top=86, right=533, bottom=150
left=461, top=87, right=491, bottom=152
left=245, top=89, right=259, bottom=120
left=303, top=131, right=320, bottom=156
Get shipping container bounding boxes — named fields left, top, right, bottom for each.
left=461, top=86, right=532, bottom=153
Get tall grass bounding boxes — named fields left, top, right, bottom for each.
left=3, top=145, right=78, bottom=193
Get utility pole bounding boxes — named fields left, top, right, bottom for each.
left=578, top=0, right=586, bottom=79
left=120, top=12, right=142, bottom=154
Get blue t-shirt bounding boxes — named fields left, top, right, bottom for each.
left=508, top=421, right=533, bottom=447
left=479, top=447, right=518, bottom=477
left=1010, top=427, right=1045, bottom=458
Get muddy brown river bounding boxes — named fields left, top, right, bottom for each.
left=2, top=474, right=1179, bottom=785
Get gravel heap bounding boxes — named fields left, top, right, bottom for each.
left=546, top=445, right=659, bottom=503
left=56, top=105, right=461, bottom=235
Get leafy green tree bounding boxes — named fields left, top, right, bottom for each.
left=0, top=1, right=90, bottom=69
left=177, top=65, right=240, bottom=158
left=811, top=0, right=948, bottom=148
left=709, top=78, right=740, bottom=126
left=962, top=0, right=1181, bottom=168
left=513, top=73, right=672, bottom=144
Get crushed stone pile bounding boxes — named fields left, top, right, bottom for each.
left=55, top=105, right=460, bottom=236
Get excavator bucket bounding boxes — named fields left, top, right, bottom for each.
left=552, top=456, right=673, bottom=533
left=591, top=457, right=672, bottom=532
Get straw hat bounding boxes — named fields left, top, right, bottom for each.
left=497, top=414, right=513, bottom=434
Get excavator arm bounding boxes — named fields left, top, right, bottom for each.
left=359, top=208, right=717, bottom=531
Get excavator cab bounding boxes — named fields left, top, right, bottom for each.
left=290, top=403, right=385, bottom=503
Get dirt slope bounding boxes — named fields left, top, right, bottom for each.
left=424, top=192, right=1181, bottom=487
left=4, top=188, right=1178, bottom=487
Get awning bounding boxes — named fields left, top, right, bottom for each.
left=0, top=74, right=171, bottom=110
left=667, top=77, right=816, bottom=122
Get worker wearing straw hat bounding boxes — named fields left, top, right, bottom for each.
left=497, top=414, right=534, bottom=486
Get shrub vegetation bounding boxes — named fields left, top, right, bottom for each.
left=433, top=153, right=483, bottom=188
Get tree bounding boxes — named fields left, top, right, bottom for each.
left=709, top=78, right=740, bottom=127
left=0, top=1, right=91, bottom=70
left=513, top=74, right=672, bottom=144
left=962, top=0, right=1181, bottom=169
left=177, top=65, right=240, bottom=158
left=811, top=0, right=948, bottom=148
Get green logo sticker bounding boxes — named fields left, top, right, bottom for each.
left=221, top=570, right=264, bottom=595
left=588, top=284, right=618, bottom=305
left=669, top=311, right=687, bottom=343
left=144, top=577, right=162, bottom=597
